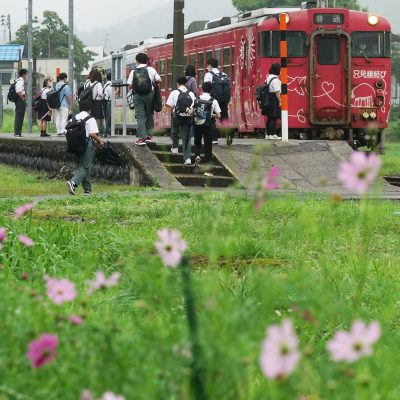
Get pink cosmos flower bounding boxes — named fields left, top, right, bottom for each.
left=155, top=228, right=187, bottom=268
left=326, top=320, right=381, bottom=363
left=260, top=319, right=300, bottom=380
left=0, top=227, right=7, bottom=242
left=13, top=201, right=38, bottom=219
left=18, top=234, right=34, bottom=247
left=100, top=392, right=125, bottom=400
left=80, top=389, right=94, bottom=400
left=70, top=315, right=84, bottom=325
left=263, top=166, right=280, bottom=191
left=45, top=276, right=77, bottom=305
left=337, top=152, right=381, bottom=194
left=27, top=333, right=58, bottom=368
left=86, top=271, right=121, bottom=294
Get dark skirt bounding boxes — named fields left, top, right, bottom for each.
left=38, top=99, right=51, bottom=121
left=92, top=100, right=105, bottom=119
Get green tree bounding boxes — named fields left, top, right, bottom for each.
left=12, top=10, right=94, bottom=76
left=232, top=0, right=361, bottom=12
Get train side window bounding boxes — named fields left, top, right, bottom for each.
left=215, top=49, right=221, bottom=65
left=244, top=43, right=249, bottom=80
left=317, top=37, right=340, bottom=65
left=351, top=32, right=387, bottom=58
left=190, top=53, right=196, bottom=66
left=231, top=46, right=235, bottom=82
left=385, top=32, right=391, bottom=57
left=167, top=58, right=173, bottom=90
left=160, top=59, right=165, bottom=90
left=206, top=50, right=213, bottom=63
left=198, top=52, right=205, bottom=85
left=223, top=47, right=230, bottom=76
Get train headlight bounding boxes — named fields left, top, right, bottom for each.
left=362, top=111, right=370, bottom=119
left=370, top=111, right=377, bottom=119
left=278, top=13, right=290, bottom=24
left=367, top=14, right=379, bottom=25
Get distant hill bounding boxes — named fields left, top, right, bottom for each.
left=77, top=0, right=238, bottom=52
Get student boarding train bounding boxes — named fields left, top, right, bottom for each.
left=92, top=0, right=391, bottom=149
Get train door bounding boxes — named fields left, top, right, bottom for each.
left=309, top=31, right=351, bottom=125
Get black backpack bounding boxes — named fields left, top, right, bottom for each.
left=65, top=115, right=92, bottom=154
left=210, top=72, right=231, bottom=104
left=131, top=67, right=152, bottom=95
left=255, top=77, right=277, bottom=116
left=174, top=89, right=193, bottom=124
left=78, top=82, right=99, bottom=103
left=193, top=97, right=214, bottom=126
left=7, top=81, right=18, bottom=103
left=47, top=83, right=67, bottom=109
left=32, top=92, right=42, bottom=112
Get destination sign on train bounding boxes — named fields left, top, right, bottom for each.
left=313, top=14, right=344, bottom=25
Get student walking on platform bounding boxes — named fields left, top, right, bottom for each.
left=185, top=64, right=198, bottom=96
left=38, top=78, right=52, bottom=137
left=166, top=76, right=196, bottom=166
left=53, top=73, right=72, bottom=136
left=127, top=53, right=161, bottom=146
left=103, top=72, right=112, bottom=137
left=84, top=69, right=105, bottom=136
left=13, top=68, right=27, bottom=137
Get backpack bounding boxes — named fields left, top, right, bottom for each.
left=47, top=84, right=67, bottom=109
left=7, top=81, right=18, bottom=103
left=210, top=71, right=231, bottom=104
left=65, top=115, right=92, bottom=154
left=32, top=92, right=42, bottom=112
left=174, top=89, right=193, bottom=124
left=255, top=77, right=277, bottom=116
left=78, top=81, right=99, bottom=103
left=131, top=67, right=152, bottom=95
left=193, top=97, right=214, bottom=126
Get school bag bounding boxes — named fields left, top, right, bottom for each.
left=65, top=115, right=92, bottom=154
left=32, top=91, right=42, bottom=112
left=7, top=81, right=18, bottom=103
left=78, top=82, right=99, bottom=103
left=46, top=84, right=67, bottom=109
left=210, top=71, right=231, bottom=104
left=255, top=77, right=277, bottom=116
left=131, top=67, right=152, bottom=95
left=174, top=89, right=193, bottom=124
left=193, top=97, right=214, bottom=126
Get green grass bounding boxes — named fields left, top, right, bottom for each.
left=381, top=142, right=400, bottom=176
left=1, top=110, right=56, bottom=134
left=1, top=164, right=400, bottom=399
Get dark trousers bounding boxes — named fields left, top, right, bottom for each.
left=14, top=99, right=26, bottom=135
left=105, top=100, right=111, bottom=136
left=194, top=124, right=213, bottom=163
left=71, top=141, right=93, bottom=191
left=266, top=117, right=279, bottom=137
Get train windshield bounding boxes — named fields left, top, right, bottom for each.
left=351, top=32, right=391, bottom=58
left=260, top=31, right=307, bottom=57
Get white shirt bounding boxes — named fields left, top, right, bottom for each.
left=103, top=81, right=112, bottom=100
left=127, top=64, right=161, bottom=91
left=266, top=74, right=281, bottom=93
left=84, top=80, right=104, bottom=100
left=15, top=77, right=25, bottom=95
left=204, top=68, right=224, bottom=83
left=198, top=92, right=221, bottom=115
left=75, top=111, right=99, bottom=138
left=41, top=87, right=51, bottom=100
left=166, top=86, right=196, bottom=108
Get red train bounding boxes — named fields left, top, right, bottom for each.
left=95, top=0, right=391, bottom=149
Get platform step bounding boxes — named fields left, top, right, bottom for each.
left=173, top=173, right=235, bottom=188
left=164, top=162, right=229, bottom=176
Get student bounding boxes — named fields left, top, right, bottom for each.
left=66, top=100, right=104, bottom=196
left=103, top=72, right=112, bottom=138
left=84, top=69, right=105, bottom=135
left=166, top=76, right=196, bottom=166
left=185, top=64, right=198, bottom=96
left=54, top=72, right=73, bottom=136
left=39, top=77, right=52, bottom=137
left=14, top=68, right=27, bottom=137
left=194, top=81, right=221, bottom=175
left=265, top=63, right=282, bottom=140
left=127, top=53, right=162, bottom=146
left=204, top=58, right=231, bottom=144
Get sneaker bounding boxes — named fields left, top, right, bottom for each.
left=83, top=190, right=92, bottom=195
left=195, top=156, right=201, bottom=164
left=66, top=180, right=76, bottom=195
left=171, top=148, right=179, bottom=154
left=270, top=134, right=280, bottom=140
left=14, top=134, right=23, bottom=137
left=135, top=139, right=147, bottom=146
left=184, top=158, right=192, bottom=166
left=204, top=172, right=214, bottom=177
left=265, top=134, right=271, bottom=140
left=145, top=136, right=154, bottom=143
left=212, top=140, right=219, bottom=145
left=57, top=133, right=63, bottom=137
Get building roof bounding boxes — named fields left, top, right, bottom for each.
left=0, top=45, right=24, bottom=61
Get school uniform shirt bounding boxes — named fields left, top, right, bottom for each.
left=103, top=81, right=112, bottom=100
left=204, top=68, right=225, bottom=83
left=15, top=77, right=25, bottom=96
left=41, top=87, right=51, bottom=100
left=166, top=86, right=196, bottom=109
left=198, top=92, right=221, bottom=115
left=75, top=111, right=99, bottom=137
left=84, top=80, right=104, bottom=100
left=266, top=74, right=281, bottom=93
left=55, top=81, right=72, bottom=108
left=127, top=64, right=161, bottom=91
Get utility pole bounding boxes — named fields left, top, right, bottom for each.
left=68, top=0, right=74, bottom=101
left=172, top=0, right=185, bottom=86
left=27, top=0, right=33, bottom=133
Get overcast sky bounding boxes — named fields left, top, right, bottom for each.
left=3, top=0, right=399, bottom=44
